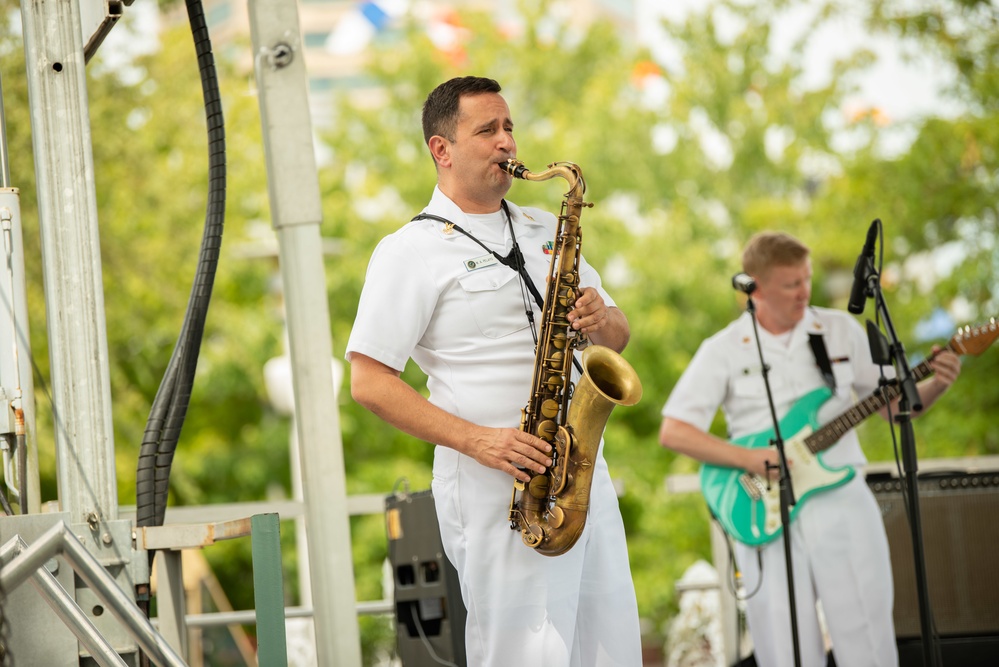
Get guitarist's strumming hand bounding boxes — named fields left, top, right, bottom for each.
left=743, top=446, right=782, bottom=481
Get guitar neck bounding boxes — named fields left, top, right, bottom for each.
left=805, top=345, right=947, bottom=454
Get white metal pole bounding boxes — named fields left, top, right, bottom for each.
left=247, top=1, right=363, bottom=665
left=20, top=0, right=118, bottom=525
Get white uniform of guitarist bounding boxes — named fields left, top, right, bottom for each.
left=659, top=232, right=961, bottom=667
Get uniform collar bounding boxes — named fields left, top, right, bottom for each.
left=422, top=186, right=545, bottom=239
left=422, top=187, right=471, bottom=239
left=735, top=307, right=825, bottom=348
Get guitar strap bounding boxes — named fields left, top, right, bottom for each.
left=808, top=333, right=837, bottom=391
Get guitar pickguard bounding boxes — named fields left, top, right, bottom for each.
left=700, top=388, right=856, bottom=546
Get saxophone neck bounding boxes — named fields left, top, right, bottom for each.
left=503, top=159, right=587, bottom=200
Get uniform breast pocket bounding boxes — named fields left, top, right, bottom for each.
left=457, top=268, right=531, bottom=339
left=731, top=374, right=763, bottom=398
left=731, top=372, right=790, bottom=405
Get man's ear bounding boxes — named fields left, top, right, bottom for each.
left=428, top=136, right=450, bottom=167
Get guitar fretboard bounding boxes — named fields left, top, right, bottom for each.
left=804, top=346, right=946, bottom=454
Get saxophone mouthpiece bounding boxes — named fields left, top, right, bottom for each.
left=503, top=159, right=529, bottom=179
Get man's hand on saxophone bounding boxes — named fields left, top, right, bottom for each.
left=466, top=428, right=553, bottom=483
left=349, top=352, right=553, bottom=484
left=568, top=287, right=631, bottom=352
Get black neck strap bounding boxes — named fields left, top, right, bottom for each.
left=412, top=201, right=545, bottom=311
left=808, top=332, right=837, bottom=391
left=412, top=202, right=584, bottom=375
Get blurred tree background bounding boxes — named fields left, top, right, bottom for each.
left=2, top=0, right=996, bottom=662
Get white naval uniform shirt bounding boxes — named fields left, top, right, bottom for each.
left=346, top=185, right=614, bottom=430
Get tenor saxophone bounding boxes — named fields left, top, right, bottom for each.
left=504, top=159, right=642, bottom=556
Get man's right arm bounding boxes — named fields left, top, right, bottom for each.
left=659, top=417, right=776, bottom=478
left=349, top=352, right=553, bottom=482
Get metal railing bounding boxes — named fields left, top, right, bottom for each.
left=0, top=519, right=186, bottom=667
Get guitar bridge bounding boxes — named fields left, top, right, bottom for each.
left=739, top=473, right=765, bottom=501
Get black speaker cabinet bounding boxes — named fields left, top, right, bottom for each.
left=386, top=489, right=467, bottom=667
left=868, top=471, right=999, bottom=641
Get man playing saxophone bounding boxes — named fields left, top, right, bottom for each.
left=347, top=76, right=642, bottom=666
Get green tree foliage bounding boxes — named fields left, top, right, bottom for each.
left=811, top=0, right=999, bottom=457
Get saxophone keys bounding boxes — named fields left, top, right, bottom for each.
left=540, top=399, right=559, bottom=419
left=546, top=505, right=565, bottom=528
left=522, top=524, right=544, bottom=548
left=547, top=351, right=564, bottom=370
left=536, top=419, right=557, bottom=441
left=528, top=474, right=550, bottom=499
left=549, top=427, right=572, bottom=496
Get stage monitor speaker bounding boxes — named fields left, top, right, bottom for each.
left=868, top=470, right=999, bottom=639
left=386, top=489, right=467, bottom=667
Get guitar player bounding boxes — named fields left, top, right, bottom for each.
left=659, top=231, right=961, bottom=667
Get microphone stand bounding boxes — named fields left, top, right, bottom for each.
left=864, top=270, right=940, bottom=667
left=744, top=293, right=802, bottom=667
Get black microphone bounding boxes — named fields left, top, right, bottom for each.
left=847, top=219, right=879, bottom=314
left=732, top=273, right=756, bottom=295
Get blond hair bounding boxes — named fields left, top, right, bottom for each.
left=742, top=232, right=810, bottom=280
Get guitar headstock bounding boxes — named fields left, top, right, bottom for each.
left=949, top=318, right=999, bottom=356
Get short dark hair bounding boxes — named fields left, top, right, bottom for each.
left=422, top=76, right=502, bottom=144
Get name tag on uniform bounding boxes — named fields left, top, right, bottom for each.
left=464, top=254, right=498, bottom=272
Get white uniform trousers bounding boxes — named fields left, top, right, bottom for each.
left=433, top=457, right=642, bottom=667
left=736, top=474, right=898, bottom=667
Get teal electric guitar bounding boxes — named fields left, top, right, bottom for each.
left=700, top=318, right=998, bottom=546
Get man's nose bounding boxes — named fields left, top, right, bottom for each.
left=497, top=130, right=515, bottom=151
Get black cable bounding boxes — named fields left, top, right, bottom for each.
left=135, top=0, right=226, bottom=533
left=133, top=5, right=224, bottom=665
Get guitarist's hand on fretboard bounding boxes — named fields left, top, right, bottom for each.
left=912, top=345, right=962, bottom=414
left=928, top=345, right=962, bottom=386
